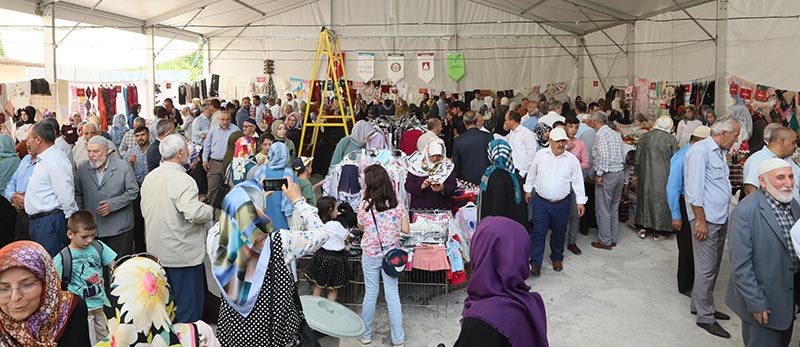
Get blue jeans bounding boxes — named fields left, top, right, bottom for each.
left=529, top=194, right=570, bottom=268
left=360, top=254, right=404, bottom=345
left=29, top=210, right=68, bottom=257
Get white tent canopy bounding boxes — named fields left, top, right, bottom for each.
left=2, top=0, right=797, bottom=114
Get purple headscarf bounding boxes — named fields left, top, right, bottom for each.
left=462, top=216, right=548, bottom=347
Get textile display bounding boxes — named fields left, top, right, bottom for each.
left=267, top=75, right=278, bottom=101
left=446, top=53, right=465, bottom=82
left=210, top=74, right=220, bottom=97
left=727, top=74, right=798, bottom=129
left=328, top=52, right=345, bottom=81
left=387, top=54, right=405, bottom=83
left=357, top=52, right=375, bottom=82
left=418, top=53, right=435, bottom=84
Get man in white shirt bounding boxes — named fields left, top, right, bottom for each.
left=24, top=122, right=79, bottom=256
left=470, top=89, right=483, bottom=113
left=141, top=134, right=214, bottom=323
left=539, top=100, right=566, bottom=128
left=417, top=118, right=443, bottom=153
left=503, top=110, right=537, bottom=179
left=271, top=98, right=284, bottom=120
left=523, top=127, right=586, bottom=276
left=286, top=93, right=299, bottom=113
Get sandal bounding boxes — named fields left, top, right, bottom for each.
left=653, top=233, right=660, bottom=240
left=638, top=229, right=647, bottom=239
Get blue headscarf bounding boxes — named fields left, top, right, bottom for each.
left=480, top=139, right=522, bottom=204
left=257, top=142, right=295, bottom=225
left=0, top=134, right=20, bottom=190
left=267, top=142, right=289, bottom=170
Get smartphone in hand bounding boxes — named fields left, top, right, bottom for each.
left=262, top=178, right=288, bottom=191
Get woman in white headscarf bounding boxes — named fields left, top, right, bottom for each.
left=634, top=116, right=679, bottom=240
left=404, top=139, right=457, bottom=210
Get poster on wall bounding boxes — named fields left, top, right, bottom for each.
left=447, top=52, right=465, bottom=82
left=388, top=54, right=404, bottom=83
left=357, top=52, right=375, bottom=82
left=418, top=52, right=435, bottom=84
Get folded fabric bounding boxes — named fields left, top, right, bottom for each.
left=412, top=244, right=449, bottom=271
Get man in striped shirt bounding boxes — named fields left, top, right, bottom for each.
left=588, top=111, right=625, bottom=250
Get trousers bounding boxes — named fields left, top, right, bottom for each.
left=29, top=210, right=68, bottom=257
left=360, top=254, right=404, bottom=345
left=529, top=194, right=570, bottom=268
left=206, top=159, right=224, bottom=206
left=741, top=320, right=792, bottom=347
left=595, top=171, right=624, bottom=246
left=676, top=196, right=695, bottom=294
left=567, top=190, right=580, bottom=244
left=164, top=264, right=205, bottom=323
left=690, top=220, right=727, bottom=324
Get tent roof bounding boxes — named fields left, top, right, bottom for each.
left=5, top=0, right=717, bottom=39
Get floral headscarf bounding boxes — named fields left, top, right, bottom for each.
left=96, top=256, right=206, bottom=347
left=229, top=136, right=257, bottom=184
left=0, top=241, right=76, bottom=347
left=407, top=139, right=454, bottom=183
left=533, top=123, right=551, bottom=148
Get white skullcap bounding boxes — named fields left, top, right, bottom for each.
left=88, top=136, right=110, bottom=147
left=758, top=158, right=791, bottom=176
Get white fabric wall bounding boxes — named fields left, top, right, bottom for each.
left=207, top=0, right=578, bottom=102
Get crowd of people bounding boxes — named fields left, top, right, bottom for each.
left=0, top=87, right=799, bottom=347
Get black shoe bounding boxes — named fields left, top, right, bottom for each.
left=567, top=243, right=582, bottom=255
left=579, top=229, right=589, bottom=236
left=690, top=311, right=730, bottom=320
left=696, top=322, right=730, bottom=338
left=530, top=265, right=541, bottom=277
left=680, top=290, right=691, bottom=298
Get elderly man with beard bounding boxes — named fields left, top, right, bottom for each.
left=141, top=134, right=214, bottom=323
left=74, top=136, right=139, bottom=258
left=728, top=159, right=800, bottom=347
left=72, top=121, right=99, bottom=168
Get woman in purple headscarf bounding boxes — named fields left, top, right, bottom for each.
left=455, top=216, right=548, bottom=347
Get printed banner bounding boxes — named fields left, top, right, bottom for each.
left=418, top=52, right=435, bottom=84
left=357, top=52, right=375, bottom=82
left=447, top=52, right=465, bottom=82
left=387, top=53, right=404, bottom=83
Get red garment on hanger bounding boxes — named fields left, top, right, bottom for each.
left=400, top=129, right=424, bottom=155
left=97, top=87, right=106, bottom=127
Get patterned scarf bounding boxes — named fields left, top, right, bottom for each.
left=406, top=139, right=454, bottom=183
left=230, top=136, right=257, bottom=184
left=0, top=241, right=75, bottom=347
left=480, top=139, right=522, bottom=204
left=534, top=123, right=551, bottom=148
left=95, top=257, right=201, bottom=347
left=208, top=180, right=275, bottom=317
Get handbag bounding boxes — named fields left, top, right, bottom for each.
left=211, top=168, right=231, bottom=209
left=370, top=206, right=408, bottom=278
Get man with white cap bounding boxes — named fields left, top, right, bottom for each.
left=666, top=125, right=710, bottom=297
left=74, top=136, right=139, bottom=257
left=728, top=158, right=799, bottom=346
left=684, top=117, right=741, bottom=338
left=742, top=126, right=799, bottom=200
left=523, top=127, right=586, bottom=276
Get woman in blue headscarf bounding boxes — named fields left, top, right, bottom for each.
left=108, top=113, right=129, bottom=149
left=253, top=142, right=297, bottom=230
left=478, top=139, right=528, bottom=231
left=0, top=134, right=20, bottom=247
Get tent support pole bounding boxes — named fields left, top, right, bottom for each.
left=671, top=0, right=715, bottom=41
left=714, top=0, right=728, bottom=115
left=538, top=23, right=577, bottom=61
left=145, top=26, right=156, bottom=113
left=56, top=0, right=104, bottom=47
left=41, top=2, right=57, bottom=83
left=156, top=6, right=205, bottom=58
left=574, top=5, right=626, bottom=53
left=626, top=23, right=635, bottom=87
left=211, top=25, right=249, bottom=63
left=582, top=37, right=607, bottom=93
left=577, top=35, right=585, bottom=98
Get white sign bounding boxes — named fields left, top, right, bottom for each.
left=357, top=52, right=375, bottom=82
left=418, top=52, right=435, bottom=84
left=387, top=53, right=404, bottom=83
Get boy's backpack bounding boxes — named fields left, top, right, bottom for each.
left=59, top=241, right=104, bottom=291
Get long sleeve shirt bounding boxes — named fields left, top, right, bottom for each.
left=676, top=119, right=702, bottom=147
left=507, top=124, right=538, bottom=178
left=191, top=115, right=212, bottom=144
left=141, top=161, right=214, bottom=267
left=524, top=148, right=587, bottom=204
left=24, top=145, right=79, bottom=218
left=592, top=125, right=625, bottom=176
left=202, top=124, right=240, bottom=162
left=666, top=143, right=692, bottom=220
left=684, top=136, right=731, bottom=224
left=568, top=138, right=590, bottom=170
left=4, top=154, right=36, bottom=201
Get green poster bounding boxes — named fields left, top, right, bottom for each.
left=447, top=52, right=465, bottom=82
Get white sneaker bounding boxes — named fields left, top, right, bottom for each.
left=358, top=337, right=372, bottom=345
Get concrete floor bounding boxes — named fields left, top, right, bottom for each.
left=336, top=222, right=800, bottom=347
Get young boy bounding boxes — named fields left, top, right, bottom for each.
left=54, top=210, right=117, bottom=345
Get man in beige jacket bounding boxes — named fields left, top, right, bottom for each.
left=141, top=134, right=213, bottom=323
